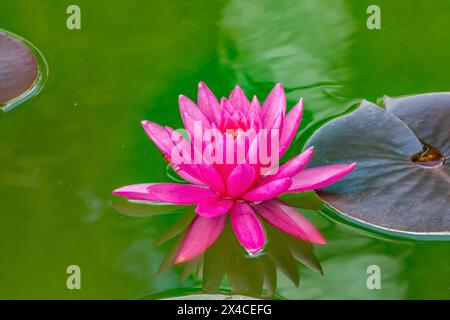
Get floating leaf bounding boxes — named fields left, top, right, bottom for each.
left=156, top=211, right=195, bottom=246
left=202, top=225, right=232, bottom=293
left=282, top=233, right=323, bottom=274
left=305, top=94, right=450, bottom=236
left=259, top=255, right=277, bottom=297
left=266, top=229, right=300, bottom=286
left=384, top=93, right=450, bottom=157
left=158, top=220, right=322, bottom=297
left=225, top=252, right=250, bottom=293
left=0, top=31, right=39, bottom=107
left=181, top=257, right=201, bottom=282
left=157, top=236, right=182, bottom=274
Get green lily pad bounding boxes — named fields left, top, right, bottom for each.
left=305, top=94, right=450, bottom=237
left=0, top=31, right=39, bottom=107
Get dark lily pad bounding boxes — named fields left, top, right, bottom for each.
left=0, top=31, right=39, bottom=107
left=384, top=93, right=450, bottom=155
left=305, top=94, right=450, bottom=236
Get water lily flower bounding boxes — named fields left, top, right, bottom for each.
left=113, top=83, right=356, bottom=263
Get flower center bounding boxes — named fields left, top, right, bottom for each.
left=411, top=143, right=445, bottom=167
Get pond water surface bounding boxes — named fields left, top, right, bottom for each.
left=0, top=0, right=449, bottom=299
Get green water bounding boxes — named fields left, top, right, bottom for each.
left=0, top=0, right=449, bottom=299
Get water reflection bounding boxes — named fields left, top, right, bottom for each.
left=219, top=0, right=359, bottom=153
left=113, top=193, right=324, bottom=298
left=1, top=0, right=449, bottom=300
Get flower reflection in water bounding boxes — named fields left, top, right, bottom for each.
left=113, top=192, right=323, bottom=298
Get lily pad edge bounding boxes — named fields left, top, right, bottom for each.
left=0, top=29, right=48, bottom=112
left=305, top=96, right=450, bottom=239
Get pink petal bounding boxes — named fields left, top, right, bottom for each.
left=243, top=177, right=292, bottom=201
left=288, top=163, right=357, bottom=193
left=229, top=85, right=250, bottom=114
left=173, top=168, right=204, bottom=186
left=264, top=147, right=314, bottom=181
left=195, top=196, right=233, bottom=217
left=246, top=131, right=261, bottom=165
left=164, top=126, right=205, bottom=185
left=278, top=146, right=314, bottom=177
left=231, top=110, right=247, bottom=129
left=221, top=115, right=241, bottom=131
left=179, top=95, right=211, bottom=139
left=230, top=202, right=266, bottom=254
left=262, top=83, right=286, bottom=129
left=197, top=82, right=220, bottom=123
left=247, top=96, right=263, bottom=129
left=271, top=111, right=284, bottom=132
left=197, top=164, right=226, bottom=194
left=280, top=99, right=303, bottom=156
left=112, top=183, right=160, bottom=202
left=221, top=97, right=234, bottom=113
left=218, top=98, right=238, bottom=130
left=175, top=160, right=207, bottom=186
left=254, top=199, right=325, bottom=244
left=141, top=122, right=204, bottom=185
left=226, top=164, right=256, bottom=198
left=147, top=183, right=216, bottom=204
left=141, top=121, right=174, bottom=156
left=174, top=215, right=226, bottom=264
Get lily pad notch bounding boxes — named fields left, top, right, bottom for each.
left=305, top=93, right=450, bottom=237
left=0, top=30, right=47, bottom=112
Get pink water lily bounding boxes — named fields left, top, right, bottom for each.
left=113, top=83, right=356, bottom=263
